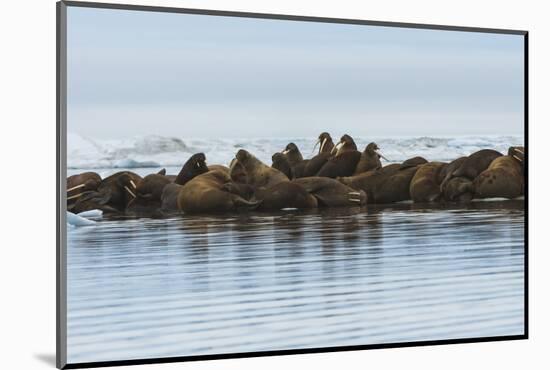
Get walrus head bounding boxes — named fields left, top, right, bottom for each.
left=229, top=157, right=249, bottom=184
left=271, top=152, right=293, bottom=179
left=174, top=153, right=209, bottom=185
left=115, top=172, right=138, bottom=199
left=364, top=142, right=388, bottom=161
left=312, top=132, right=334, bottom=154
left=281, top=142, right=303, bottom=165
left=331, top=134, right=357, bottom=156
left=235, top=149, right=262, bottom=170
left=508, top=146, right=524, bottom=164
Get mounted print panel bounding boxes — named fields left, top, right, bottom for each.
left=57, top=1, right=527, bottom=368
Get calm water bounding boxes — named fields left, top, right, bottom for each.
left=67, top=201, right=525, bottom=364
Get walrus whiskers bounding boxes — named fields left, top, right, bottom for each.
left=67, top=183, right=86, bottom=193
left=124, top=186, right=136, bottom=198
left=67, top=192, right=85, bottom=201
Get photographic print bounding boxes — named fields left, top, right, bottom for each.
left=58, top=2, right=527, bottom=368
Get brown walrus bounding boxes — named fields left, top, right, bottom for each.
left=235, top=149, right=289, bottom=189
left=66, top=172, right=102, bottom=205
left=281, top=142, right=309, bottom=178
left=339, top=162, right=419, bottom=204
left=451, top=149, right=502, bottom=180
left=234, top=149, right=317, bottom=210
left=282, top=142, right=304, bottom=166
left=354, top=142, right=386, bottom=175
left=271, top=152, right=293, bottom=180
left=400, top=156, right=428, bottom=169
left=177, top=170, right=260, bottom=213
left=313, top=132, right=335, bottom=155
left=473, top=155, right=524, bottom=199
left=303, top=132, right=335, bottom=177
left=126, top=173, right=172, bottom=214
left=442, top=176, right=474, bottom=202
left=69, top=171, right=142, bottom=213
left=508, top=146, right=525, bottom=170
left=174, top=153, right=209, bottom=185
left=410, top=162, right=447, bottom=203
left=317, top=134, right=361, bottom=178
left=438, top=156, right=467, bottom=188
left=292, top=177, right=367, bottom=207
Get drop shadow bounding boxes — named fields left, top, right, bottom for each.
left=34, top=353, right=56, bottom=367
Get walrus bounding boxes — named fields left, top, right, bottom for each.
left=126, top=173, right=172, bottom=214
left=442, top=176, right=474, bottom=202
left=235, top=149, right=289, bottom=189
left=272, top=152, right=293, bottom=180
left=282, top=142, right=309, bottom=178
left=354, top=142, right=386, bottom=174
left=473, top=155, right=524, bottom=199
left=292, top=177, right=367, bottom=207
left=282, top=142, right=304, bottom=166
left=303, top=132, right=335, bottom=177
left=508, top=146, right=525, bottom=169
left=400, top=156, right=428, bottom=169
left=255, top=182, right=318, bottom=210
left=451, top=149, right=502, bottom=180
left=409, top=162, right=447, bottom=203
left=438, top=156, right=467, bottom=189
left=69, top=171, right=142, bottom=213
left=66, top=172, right=102, bottom=205
left=339, top=163, right=419, bottom=204
left=312, top=132, right=335, bottom=154
left=317, top=134, right=361, bottom=178
left=177, top=170, right=260, bottom=213
left=174, top=153, right=209, bottom=185
left=234, top=149, right=317, bottom=210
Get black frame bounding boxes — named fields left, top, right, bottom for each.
left=56, top=1, right=529, bottom=369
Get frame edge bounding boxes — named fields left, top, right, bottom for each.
left=57, top=1, right=68, bottom=369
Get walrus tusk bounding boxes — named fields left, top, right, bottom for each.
left=349, top=198, right=361, bottom=203
left=67, top=192, right=85, bottom=201
left=375, top=150, right=389, bottom=162
left=513, top=154, right=523, bottom=162
left=229, top=158, right=238, bottom=171
left=130, top=180, right=137, bottom=189
left=312, top=139, right=320, bottom=154
left=282, top=149, right=290, bottom=155
left=348, top=192, right=361, bottom=196
left=515, top=148, right=524, bottom=154
left=67, top=183, right=86, bottom=193
left=124, top=186, right=136, bottom=198
left=332, top=141, right=343, bottom=156
left=319, top=138, right=327, bottom=154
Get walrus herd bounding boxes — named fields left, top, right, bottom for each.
left=67, top=133, right=525, bottom=215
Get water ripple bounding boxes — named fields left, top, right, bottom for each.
left=67, top=201, right=525, bottom=363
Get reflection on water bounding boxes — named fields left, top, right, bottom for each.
left=67, top=201, right=525, bottom=364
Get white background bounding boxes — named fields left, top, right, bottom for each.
left=0, top=0, right=547, bottom=369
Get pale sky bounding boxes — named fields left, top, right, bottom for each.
left=67, top=6, right=525, bottom=139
